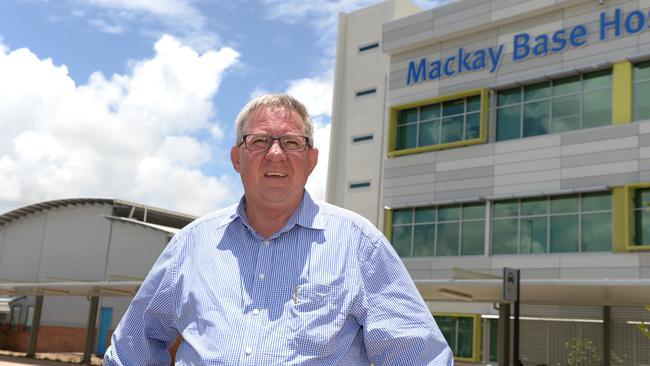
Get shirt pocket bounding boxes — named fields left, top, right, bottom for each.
left=288, top=283, right=346, bottom=355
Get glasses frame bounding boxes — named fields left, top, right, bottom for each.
left=240, top=134, right=312, bottom=152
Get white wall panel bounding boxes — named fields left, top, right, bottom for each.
left=436, top=156, right=494, bottom=172
left=39, top=204, right=112, bottom=282
left=560, top=161, right=638, bottom=180
left=41, top=296, right=90, bottom=327
left=0, top=213, right=46, bottom=281
left=563, top=137, right=638, bottom=156
left=106, top=222, right=169, bottom=280
left=494, top=147, right=561, bottom=165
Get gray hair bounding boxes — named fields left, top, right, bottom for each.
left=234, top=94, right=314, bottom=147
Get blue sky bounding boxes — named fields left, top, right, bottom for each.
left=0, top=0, right=445, bottom=215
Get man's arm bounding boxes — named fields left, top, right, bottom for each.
left=357, top=236, right=454, bottom=366
left=103, top=233, right=183, bottom=365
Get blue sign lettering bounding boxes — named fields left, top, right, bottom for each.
left=489, top=45, right=504, bottom=73
left=600, top=8, right=621, bottom=40
left=569, top=25, right=588, bottom=47
left=513, top=33, right=530, bottom=61
left=625, top=10, right=646, bottom=34
left=407, top=58, right=427, bottom=84
left=403, top=6, right=650, bottom=86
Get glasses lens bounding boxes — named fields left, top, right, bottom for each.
left=244, top=134, right=308, bottom=151
left=280, top=136, right=306, bottom=151
left=245, top=135, right=272, bottom=150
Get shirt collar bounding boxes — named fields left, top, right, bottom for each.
left=233, top=190, right=326, bottom=237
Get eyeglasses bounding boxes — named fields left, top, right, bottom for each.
left=240, top=134, right=311, bottom=151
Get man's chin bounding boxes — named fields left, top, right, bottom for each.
left=258, top=190, right=303, bottom=205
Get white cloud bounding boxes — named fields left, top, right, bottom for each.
left=76, top=0, right=217, bottom=50
left=250, top=87, right=269, bottom=99
left=157, top=136, right=211, bottom=167
left=305, top=117, right=331, bottom=201
left=82, top=0, right=203, bottom=26
left=0, top=35, right=240, bottom=215
left=261, top=0, right=453, bottom=49
left=88, top=18, right=125, bottom=34
left=286, top=73, right=333, bottom=117
left=210, top=124, right=224, bottom=140
left=133, top=157, right=233, bottom=215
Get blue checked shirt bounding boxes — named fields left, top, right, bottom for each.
left=104, top=191, right=453, bottom=365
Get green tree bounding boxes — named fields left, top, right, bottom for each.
left=639, top=305, right=650, bottom=340
left=564, top=337, right=625, bottom=366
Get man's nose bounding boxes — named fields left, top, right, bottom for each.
left=265, top=140, right=286, bottom=160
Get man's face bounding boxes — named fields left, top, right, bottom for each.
left=230, top=106, right=318, bottom=209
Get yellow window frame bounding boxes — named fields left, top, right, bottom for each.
left=622, top=183, right=650, bottom=251
left=613, top=61, right=632, bottom=124
left=431, top=313, right=481, bottom=362
left=383, top=208, right=393, bottom=240
left=387, top=89, right=488, bottom=158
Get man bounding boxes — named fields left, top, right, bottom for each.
left=104, top=94, right=453, bottom=365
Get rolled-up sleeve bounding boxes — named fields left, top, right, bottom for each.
left=103, top=233, right=183, bottom=366
left=357, top=236, right=454, bottom=366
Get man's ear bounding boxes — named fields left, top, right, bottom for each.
left=230, top=145, right=241, bottom=172
left=308, top=147, right=318, bottom=175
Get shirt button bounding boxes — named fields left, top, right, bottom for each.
left=252, top=308, right=259, bottom=315
left=259, top=273, right=265, bottom=280
left=263, top=240, right=270, bottom=246
left=245, top=346, right=252, bottom=355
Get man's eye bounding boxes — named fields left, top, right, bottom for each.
left=250, top=136, right=270, bottom=144
left=282, top=137, right=303, bottom=148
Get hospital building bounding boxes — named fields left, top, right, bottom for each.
left=327, top=0, right=650, bottom=364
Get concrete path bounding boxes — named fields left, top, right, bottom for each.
left=0, top=356, right=72, bottom=365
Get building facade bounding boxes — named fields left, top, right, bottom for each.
left=0, top=198, right=194, bottom=358
left=328, top=0, right=650, bottom=364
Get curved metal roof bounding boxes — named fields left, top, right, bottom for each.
left=0, top=198, right=114, bottom=226
left=0, top=197, right=197, bottom=228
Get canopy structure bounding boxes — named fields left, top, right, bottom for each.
left=0, top=296, right=24, bottom=314
left=415, top=278, right=650, bottom=306
left=0, top=281, right=141, bottom=297
left=1, top=278, right=648, bottom=305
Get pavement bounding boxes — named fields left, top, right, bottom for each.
left=0, top=356, right=72, bottom=365
left=0, top=353, right=102, bottom=366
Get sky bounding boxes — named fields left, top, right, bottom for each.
left=0, top=0, right=448, bottom=216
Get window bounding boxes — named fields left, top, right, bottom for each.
left=358, top=42, right=379, bottom=52
left=349, top=181, right=370, bottom=189
left=388, top=89, right=487, bottom=157
left=10, top=305, right=21, bottom=330
left=496, top=69, right=612, bottom=141
left=396, top=95, right=481, bottom=150
left=633, top=187, right=650, bottom=246
left=352, top=134, right=373, bottom=143
left=622, top=183, right=650, bottom=250
left=491, top=192, right=612, bottom=254
left=25, top=306, right=34, bottom=332
left=391, top=203, right=485, bottom=257
left=634, top=60, right=650, bottom=121
left=433, top=314, right=480, bottom=362
left=489, top=318, right=498, bottom=362
left=355, top=88, right=376, bottom=97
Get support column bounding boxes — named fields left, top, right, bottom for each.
left=26, top=296, right=44, bottom=358
left=513, top=269, right=522, bottom=366
left=604, top=306, right=611, bottom=366
left=82, top=296, right=100, bottom=364
left=498, top=303, right=510, bottom=366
